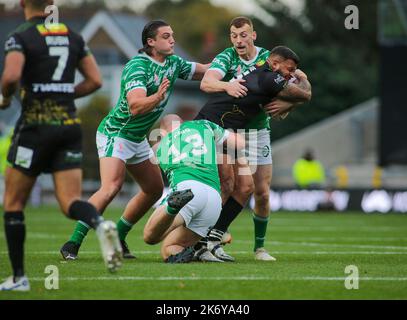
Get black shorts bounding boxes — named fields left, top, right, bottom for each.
left=7, top=123, right=83, bottom=177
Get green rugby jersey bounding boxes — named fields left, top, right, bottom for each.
left=157, top=120, right=229, bottom=193
left=209, top=46, right=271, bottom=130
left=98, top=53, right=196, bottom=142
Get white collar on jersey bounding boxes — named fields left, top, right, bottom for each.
left=139, top=52, right=167, bottom=67
left=238, top=46, right=261, bottom=65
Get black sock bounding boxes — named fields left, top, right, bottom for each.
left=207, top=228, right=224, bottom=242
left=4, top=212, right=25, bottom=278
left=194, top=237, right=208, bottom=251
left=212, top=197, right=243, bottom=233
left=68, top=200, right=103, bottom=229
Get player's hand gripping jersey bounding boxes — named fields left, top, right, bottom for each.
left=196, top=63, right=287, bottom=130
left=206, top=46, right=272, bottom=129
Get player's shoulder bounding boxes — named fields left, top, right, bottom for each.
left=9, top=19, right=82, bottom=40
left=258, top=46, right=271, bottom=56
left=216, top=47, right=237, bottom=59
left=5, top=20, right=37, bottom=52
left=168, top=54, right=182, bottom=61
left=167, top=54, right=189, bottom=66
left=210, top=48, right=237, bottom=70
left=124, top=54, right=150, bottom=71
left=193, top=119, right=219, bottom=131
left=254, top=47, right=271, bottom=64
left=6, top=19, right=36, bottom=40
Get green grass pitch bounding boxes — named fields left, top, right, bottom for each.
left=1, top=205, right=406, bottom=300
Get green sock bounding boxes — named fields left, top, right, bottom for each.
left=117, top=216, right=134, bottom=241
left=166, top=205, right=179, bottom=215
left=253, top=214, right=269, bottom=251
left=69, top=221, right=91, bottom=245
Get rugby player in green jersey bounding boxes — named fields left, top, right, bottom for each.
left=200, top=17, right=309, bottom=261
left=143, top=115, right=244, bottom=263
left=60, top=20, right=209, bottom=260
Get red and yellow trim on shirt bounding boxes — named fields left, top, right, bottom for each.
left=36, top=23, right=69, bottom=36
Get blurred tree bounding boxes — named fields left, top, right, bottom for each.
left=252, top=0, right=378, bottom=140
left=144, top=0, right=236, bottom=62
left=77, top=95, right=110, bottom=180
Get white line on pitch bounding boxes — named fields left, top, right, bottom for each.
left=229, top=226, right=407, bottom=231
left=26, top=276, right=407, bottom=282
left=2, top=250, right=407, bottom=255
left=232, top=240, right=407, bottom=250
left=285, top=237, right=407, bottom=242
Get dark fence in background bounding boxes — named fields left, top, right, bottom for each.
left=379, top=44, right=407, bottom=166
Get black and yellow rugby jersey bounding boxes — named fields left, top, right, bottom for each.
left=4, top=16, right=91, bottom=125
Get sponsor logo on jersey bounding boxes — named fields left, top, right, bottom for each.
left=5, top=36, right=22, bottom=52
left=32, top=83, right=74, bottom=93
left=36, top=23, right=68, bottom=36
left=125, top=80, right=144, bottom=91
left=233, top=65, right=257, bottom=81
left=65, top=151, right=83, bottom=163
left=274, top=74, right=286, bottom=84
left=165, top=65, right=176, bottom=79
left=212, top=58, right=226, bottom=69
left=45, top=36, right=69, bottom=46
left=262, top=145, right=270, bottom=158
left=256, top=59, right=266, bottom=67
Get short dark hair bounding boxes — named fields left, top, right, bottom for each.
left=138, top=20, right=169, bottom=55
left=270, top=46, right=300, bottom=65
left=25, top=0, right=53, bottom=10
left=229, top=16, right=253, bottom=29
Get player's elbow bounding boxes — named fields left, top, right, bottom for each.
left=1, top=72, right=21, bottom=87
left=129, top=103, right=142, bottom=116
left=93, top=78, right=103, bottom=90
left=200, top=78, right=211, bottom=93
left=297, top=90, right=312, bottom=103
left=89, top=76, right=103, bottom=92
left=127, top=96, right=144, bottom=116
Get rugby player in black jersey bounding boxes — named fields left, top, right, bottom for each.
left=0, top=0, right=122, bottom=291
left=194, top=46, right=311, bottom=261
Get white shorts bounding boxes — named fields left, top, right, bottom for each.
left=176, top=180, right=222, bottom=237
left=244, top=129, right=272, bottom=165
left=96, top=132, right=154, bottom=165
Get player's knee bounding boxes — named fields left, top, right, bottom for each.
left=221, top=177, right=234, bottom=198
left=100, top=182, right=122, bottom=202
left=3, top=193, right=27, bottom=211
left=3, top=201, right=25, bottom=212
left=142, top=181, right=164, bottom=201
left=254, top=190, right=270, bottom=207
left=236, top=181, right=255, bottom=198
left=143, top=229, right=159, bottom=245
